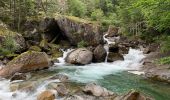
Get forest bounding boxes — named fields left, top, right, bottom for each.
left=0, top=0, right=170, bottom=100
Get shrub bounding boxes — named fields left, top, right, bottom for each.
left=91, top=9, right=104, bottom=21
left=0, top=36, right=18, bottom=56
left=160, top=36, right=170, bottom=53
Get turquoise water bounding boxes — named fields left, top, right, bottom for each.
left=98, top=72, right=170, bottom=100
left=53, top=68, right=170, bottom=100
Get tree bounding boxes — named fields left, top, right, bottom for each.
left=68, top=0, right=87, bottom=17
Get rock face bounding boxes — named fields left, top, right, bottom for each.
left=37, top=90, right=55, bottom=100
left=115, top=90, right=152, bottom=100
left=65, top=48, right=93, bottom=65
left=107, top=52, right=124, bottom=62
left=93, top=45, right=107, bottom=62
left=83, top=83, right=114, bottom=97
left=0, top=51, right=50, bottom=78
left=56, top=16, right=103, bottom=46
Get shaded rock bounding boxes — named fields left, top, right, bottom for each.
left=0, top=51, right=50, bottom=78
left=83, top=83, right=114, bottom=97
left=115, top=90, right=152, bottom=100
left=107, top=53, right=124, bottom=62
left=47, top=83, right=69, bottom=96
left=93, top=45, right=107, bottom=62
left=66, top=48, right=93, bottom=65
left=37, top=90, right=55, bottom=100
left=109, top=44, right=119, bottom=53
left=56, top=16, right=103, bottom=46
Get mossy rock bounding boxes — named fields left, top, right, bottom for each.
left=29, top=46, right=42, bottom=52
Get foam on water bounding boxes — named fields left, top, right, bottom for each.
left=55, top=49, right=74, bottom=66
left=0, top=78, right=59, bottom=100
left=55, top=48, right=145, bottom=83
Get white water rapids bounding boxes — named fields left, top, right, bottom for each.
left=54, top=48, right=145, bottom=83
left=0, top=35, right=145, bottom=100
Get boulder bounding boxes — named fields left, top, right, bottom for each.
left=37, top=90, right=55, bottom=100
left=106, top=26, right=119, bottom=37
left=47, top=83, right=69, bottom=96
left=65, top=48, right=93, bottom=65
left=83, top=83, right=114, bottom=97
left=115, top=90, right=152, bottom=100
left=93, top=45, right=107, bottom=62
left=0, top=51, right=50, bottom=78
left=56, top=16, right=103, bottom=46
left=107, top=53, right=124, bottom=62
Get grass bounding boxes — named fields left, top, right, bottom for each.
left=156, top=56, right=170, bottom=65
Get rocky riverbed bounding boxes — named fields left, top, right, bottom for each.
left=0, top=16, right=170, bottom=100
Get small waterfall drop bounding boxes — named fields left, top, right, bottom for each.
left=55, top=49, right=74, bottom=66
left=103, top=34, right=120, bottom=62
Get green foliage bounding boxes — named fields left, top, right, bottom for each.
left=160, top=36, right=170, bottom=53
left=157, top=56, right=170, bottom=65
left=134, top=0, right=170, bottom=31
left=0, top=36, right=18, bottom=56
left=91, top=9, right=104, bottom=21
left=68, top=0, right=87, bottom=17
left=77, top=41, right=88, bottom=48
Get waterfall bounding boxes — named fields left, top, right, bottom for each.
left=55, top=49, right=74, bottom=66
left=103, top=34, right=120, bottom=62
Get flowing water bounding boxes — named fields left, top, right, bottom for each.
left=0, top=49, right=170, bottom=100
left=0, top=35, right=170, bottom=100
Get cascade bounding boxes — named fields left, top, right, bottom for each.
left=103, top=34, right=120, bottom=62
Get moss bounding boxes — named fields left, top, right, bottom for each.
left=0, top=26, right=16, bottom=37
left=29, top=46, right=42, bottom=52
left=77, top=40, right=88, bottom=48
left=6, top=54, right=19, bottom=58
left=51, top=51, right=63, bottom=59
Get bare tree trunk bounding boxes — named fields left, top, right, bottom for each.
left=18, top=0, right=21, bottom=31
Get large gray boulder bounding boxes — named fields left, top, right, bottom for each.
left=0, top=51, right=50, bottom=78
left=65, top=48, right=93, bottom=65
